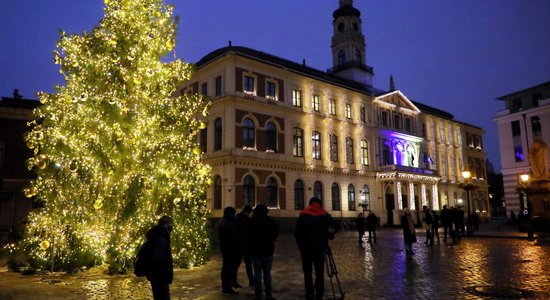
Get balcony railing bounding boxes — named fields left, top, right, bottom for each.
left=378, top=164, right=436, bottom=175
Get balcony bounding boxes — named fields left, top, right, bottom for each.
left=378, top=164, right=436, bottom=176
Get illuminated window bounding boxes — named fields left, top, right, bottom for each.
left=332, top=183, right=341, bottom=211
left=244, top=75, right=255, bottom=94
left=361, top=185, right=370, bottom=209
left=266, top=122, right=277, bottom=152
left=243, top=118, right=255, bottom=148
left=345, top=103, right=352, bottom=119
left=312, top=94, right=320, bottom=112
left=214, top=117, right=222, bottom=151
left=294, top=180, right=305, bottom=210
left=330, top=99, right=336, bottom=115
left=346, top=137, right=354, bottom=164
left=266, top=81, right=277, bottom=100
left=360, top=140, right=369, bottom=165
left=511, top=120, right=523, bottom=162
left=215, top=76, right=222, bottom=96
left=314, top=181, right=323, bottom=201
left=213, top=176, right=222, bottom=209
left=243, top=175, right=255, bottom=207
left=292, top=89, right=302, bottom=107
left=348, top=184, right=356, bottom=211
left=293, top=127, right=304, bottom=157
left=266, top=177, right=278, bottom=208
left=330, top=134, right=338, bottom=162
left=312, top=131, right=322, bottom=160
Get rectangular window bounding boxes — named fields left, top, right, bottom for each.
left=292, top=89, right=302, bottom=107
left=266, top=81, right=277, bottom=100
left=201, top=83, right=208, bottom=96
left=393, top=114, right=401, bottom=129
left=381, top=111, right=388, bottom=126
left=405, top=117, right=412, bottom=132
left=531, top=116, right=541, bottom=137
left=312, top=95, right=320, bottom=112
left=293, top=128, right=304, bottom=157
left=511, top=120, right=521, bottom=136
left=360, top=106, right=366, bottom=123
left=215, top=76, right=222, bottom=96
left=244, top=75, right=255, bottom=94
left=511, top=120, right=524, bottom=162
left=330, top=99, right=336, bottom=115
left=345, top=103, right=352, bottom=119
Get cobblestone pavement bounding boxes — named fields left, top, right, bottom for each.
left=1, top=224, right=549, bottom=300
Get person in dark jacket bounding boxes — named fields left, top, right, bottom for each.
left=217, top=206, right=242, bottom=295
left=440, top=205, right=452, bottom=242
left=355, top=213, right=365, bottom=245
left=236, top=204, right=254, bottom=287
left=249, top=203, right=279, bottom=300
left=401, top=209, right=417, bottom=255
left=431, top=210, right=440, bottom=243
left=365, top=212, right=378, bottom=243
left=294, top=197, right=339, bottom=300
left=146, top=215, right=174, bottom=300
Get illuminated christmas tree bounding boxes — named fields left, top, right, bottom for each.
left=18, top=0, right=211, bottom=273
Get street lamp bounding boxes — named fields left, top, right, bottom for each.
left=459, top=170, right=475, bottom=235
left=518, top=173, right=533, bottom=238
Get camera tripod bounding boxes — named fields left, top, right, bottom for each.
left=325, top=245, right=345, bottom=299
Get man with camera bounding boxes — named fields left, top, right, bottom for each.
left=294, top=197, right=339, bottom=300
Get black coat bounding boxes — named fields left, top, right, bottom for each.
left=145, top=225, right=173, bottom=284
left=236, top=212, right=252, bottom=254
left=401, top=214, right=417, bottom=245
left=217, top=214, right=242, bottom=255
left=249, top=214, right=279, bottom=257
left=294, top=202, right=339, bottom=255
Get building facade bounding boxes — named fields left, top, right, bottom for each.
left=183, top=1, right=489, bottom=226
left=494, top=80, right=550, bottom=217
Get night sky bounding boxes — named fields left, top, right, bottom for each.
left=1, top=0, right=550, bottom=171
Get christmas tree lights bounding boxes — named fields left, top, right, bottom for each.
left=16, top=0, right=211, bottom=273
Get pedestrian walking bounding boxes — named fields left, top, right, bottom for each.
left=440, top=205, right=451, bottom=243
left=366, top=212, right=378, bottom=243
left=145, top=215, right=174, bottom=300
left=355, top=213, right=365, bottom=245
left=401, top=209, right=417, bottom=255
left=236, top=204, right=254, bottom=287
left=431, top=210, right=440, bottom=243
left=217, top=206, right=242, bottom=295
left=294, top=197, right=339, bottom=300
left=450, top=206, right=461, bottom=244
left=249, top=204, right=279, bottom=300
left=422, top=205, right=434, bottom=246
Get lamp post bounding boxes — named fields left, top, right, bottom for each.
left=460, top=171, right=475, bottom=235
left=518, top=173, right=533, bottom=238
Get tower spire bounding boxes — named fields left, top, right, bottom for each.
left=390, top=75, right=396, bottom=91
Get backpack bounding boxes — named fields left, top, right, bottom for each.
left=134, top=239, right=153, bottom=277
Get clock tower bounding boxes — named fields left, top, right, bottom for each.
left=330, top=0, right=374, bottom=86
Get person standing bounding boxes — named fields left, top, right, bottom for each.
left=401, top=209, right=417, bottom=255
left=431, top=210, right=440, bottom=243
left=249, top=204, right=279, bottom=300
left=236, top=204, right=254, bottom=287
left=440, top=205, right=451, bottom=243
left=294, top=197, right=339, bottom=300
left=355, top=213, right=365, bottom=245
left=422, top=205, right=434, bottom=246
left=146, top=215, right=174, bottom=300
left=365, top=212, right=378, bottom=243
left=217, top=207, right=242, bottom=295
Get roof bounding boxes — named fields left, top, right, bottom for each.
left=496, top=80, right=550, bottom=100
left=194, top=46, right=463, bottom=122
left=0, top=97, right=40, bottom=110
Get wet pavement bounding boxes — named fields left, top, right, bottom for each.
left=1, top=223, right=549, bottom=300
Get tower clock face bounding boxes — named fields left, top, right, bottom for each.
left=338, top=22, right=345, bottom=32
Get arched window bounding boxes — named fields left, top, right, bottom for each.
left=214, top=117, right=222, bottom=151
left=338, top=49, right=346, bottom=66
left=332, top=183, right=341, bottom=211
left=293, top=128, right=304, bottom=157
left=266, top=177, right=278, bottom=208
left=243, top=175, right=255, bottom=207
left=330, top=134, right=338, bottom=162
left=266, top=122, right=277, bottom=152
left=361, top=185, right=370, bottom=210
left=312, top=131, right=321, bottom=160
left=314, top=181, right=323, bottom=201
left=213, top=176, right=222, bottom=209
left=346, top=137, right=354, bottom=164
left=348, top=184, right=356, bottom=211
left=361, top=140, right=369, bottom=165
left=243, top=118, right=255, bottom=148
left=294, top=180, right=305, bottom=210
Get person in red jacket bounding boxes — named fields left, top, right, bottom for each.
left=294, top=197, right=339, bottom=300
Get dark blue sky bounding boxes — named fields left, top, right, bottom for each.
left=2, top=0, right=550, bottom=171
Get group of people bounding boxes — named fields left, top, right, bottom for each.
left=217, top=197, right=339, bottom=300
left=355, top=211, right=378, bottom=244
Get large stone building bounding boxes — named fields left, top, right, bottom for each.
left=494, top=80, right=550, bottom=217
left=183, top=0, right=489, bottom=226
